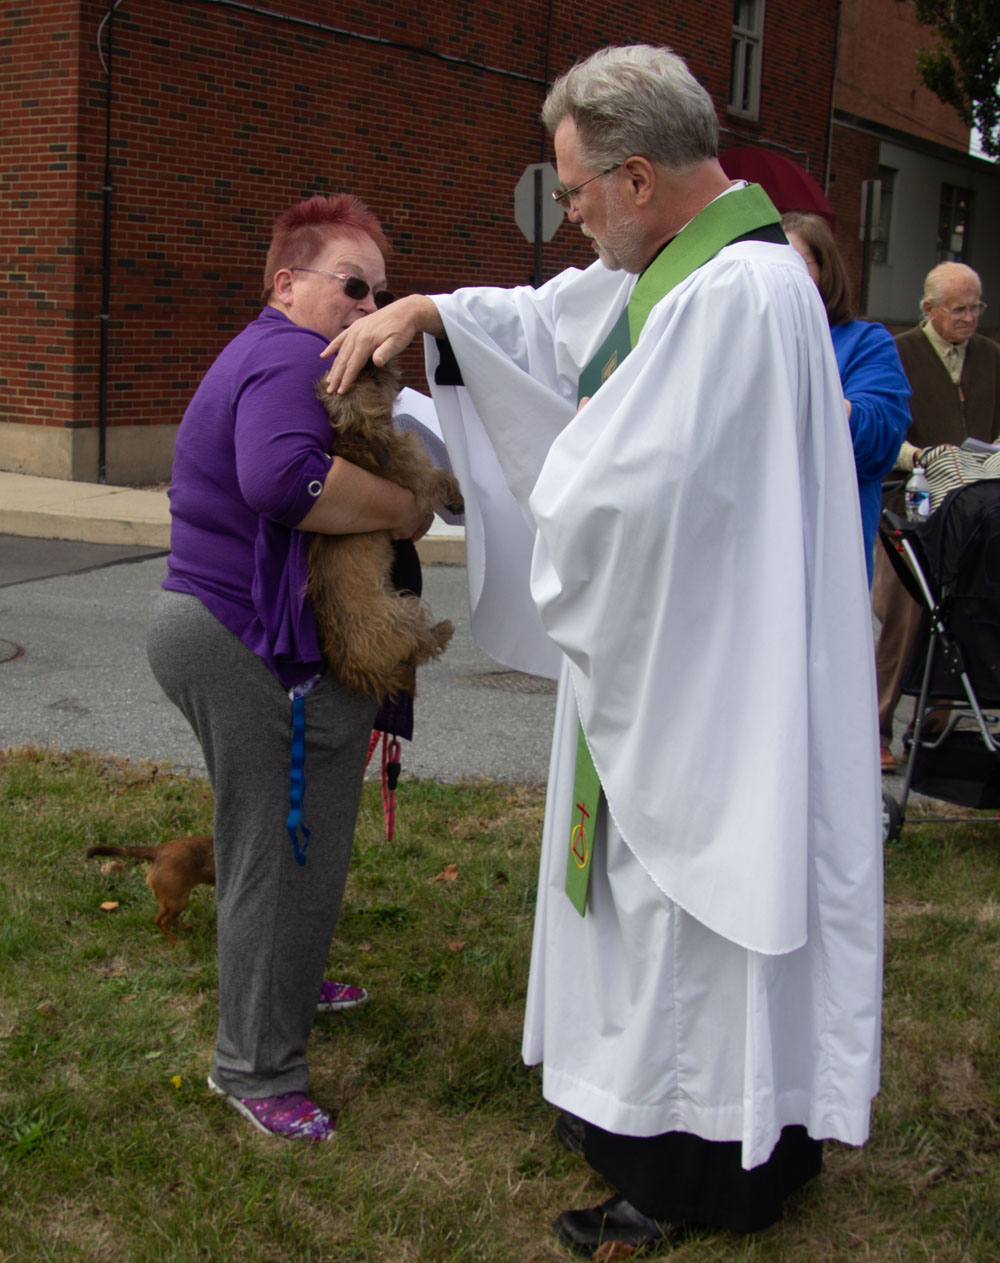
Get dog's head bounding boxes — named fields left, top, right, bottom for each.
left=314, top=359, right=401, bottom=455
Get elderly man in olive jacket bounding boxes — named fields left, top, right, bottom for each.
left=874, top=262, right=1000, bottom=771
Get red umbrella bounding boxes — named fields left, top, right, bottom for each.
left=720, top=146, right=836, bottom=229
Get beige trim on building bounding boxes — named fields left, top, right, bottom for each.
left=0, top=422, right=177, bottom=486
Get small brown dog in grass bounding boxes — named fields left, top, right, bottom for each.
left=309, top=358, right=464, bottom=700
left=86, top=836, right=215, bottom=946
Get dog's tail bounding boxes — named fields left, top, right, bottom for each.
left=86, top=844, right=161, bottom=863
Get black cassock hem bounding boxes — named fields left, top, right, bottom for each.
left=583, top=1122, right=823, bottom=1234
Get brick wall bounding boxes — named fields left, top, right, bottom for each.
left=725, top=0, right=838, bottom=178
left=0, top=0, right=837, bottom=474
left=827, top=124, right=882, bottom=313
left=1, top=2, right=91, bottom=433
left=836, top=0, right=969, bottom=151
left=828, top=1, right=973, bottom=321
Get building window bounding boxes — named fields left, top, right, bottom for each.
left=937, top=184, right=972, bottom=262
left=871, top=166, right=896, bottom=265
left=729, top=0, right=765, bottom=119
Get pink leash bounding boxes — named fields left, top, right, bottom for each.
left=365, top=730, right=402, bottom=840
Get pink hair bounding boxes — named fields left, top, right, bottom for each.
left=261, top=193, right=389, bottom=300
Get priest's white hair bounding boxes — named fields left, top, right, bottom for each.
left=541, top=44, right=719, bottom=174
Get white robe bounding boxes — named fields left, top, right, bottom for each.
left=427, top=242, right=883, bottom=1170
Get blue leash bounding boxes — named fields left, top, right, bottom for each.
left=286, top=676, right=321, bottom=866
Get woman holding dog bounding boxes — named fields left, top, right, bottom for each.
left=147, top=194, right=429, bottom=1141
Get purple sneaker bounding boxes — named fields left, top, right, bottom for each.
left=207, top=1076, right=336, bottom=1141
left=316, top=980, right=368, bottom=1012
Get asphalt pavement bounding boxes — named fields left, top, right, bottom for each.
left=0, top=535, right=556, bottom=784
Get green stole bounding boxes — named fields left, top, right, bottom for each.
left=564, top=183, right=780, bottom=916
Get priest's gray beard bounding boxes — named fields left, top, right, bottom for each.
left=584, top=183, right=646, bottom=274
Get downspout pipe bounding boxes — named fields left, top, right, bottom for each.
left=97, top=0, right=116, bottom=483
left=824, top=0, right=842, bottom=194
left=533, top=0, right=556, bottom=287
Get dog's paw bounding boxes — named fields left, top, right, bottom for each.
left=433, top=471, right=464, bottom=517
left=431, top=619, right=454, bottom=652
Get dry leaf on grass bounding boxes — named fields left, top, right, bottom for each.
left=448, top=941, right=468, bottom=953
left=433, top=863, right=459, bottom=883
left=99, top=901, right=119, bottom=912
left=596, top=1242, right=636, bottom=1260
left=112, top=767, right=160, bottom=795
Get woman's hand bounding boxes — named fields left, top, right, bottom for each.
left=322, top=294, right=445, bottom=395
left=410, top=510, right=436, bottom=543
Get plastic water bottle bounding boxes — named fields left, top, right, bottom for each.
left=905, top=466, right=931, bottom=522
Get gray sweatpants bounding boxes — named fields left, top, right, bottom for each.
left=147, top=590, right=377, bottom=1098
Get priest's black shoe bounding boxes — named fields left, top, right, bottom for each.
left=554, top=1193, right=676, bottom=1255
left=555, top=1110, right=586, bottom=1157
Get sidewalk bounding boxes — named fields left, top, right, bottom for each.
left=0, top=470, right=466, bottom=564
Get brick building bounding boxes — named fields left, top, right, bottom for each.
left=828, top=0, right=1000, bottom=329
left=1, top=0, right=839, bottom=483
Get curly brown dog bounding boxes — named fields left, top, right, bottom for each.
left=86, top=836, right=215, bottom=946
left=309, top=359, right=464, bottom=700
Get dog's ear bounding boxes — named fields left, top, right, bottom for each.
left=322, top=358, right=400, bottom=409
left=314, top=378, right=340, bottom=424
left=356, top=358, right=401, bottom=410
left=373, top=357, right=402, bottom=395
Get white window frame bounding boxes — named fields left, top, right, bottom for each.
left=936, top=182, right=973, bottom=263
left=729, top=0, right=765, bottom=120
left=871, top=166, right=897, bottom=266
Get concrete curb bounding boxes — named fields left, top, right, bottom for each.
left=0, top=471, right=466, bottom=563
left=0, top=508, right=172, bottom=549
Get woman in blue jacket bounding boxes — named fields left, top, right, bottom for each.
left=782, top=212, right=912, bottom=585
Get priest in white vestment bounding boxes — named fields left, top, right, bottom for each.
left=325, top=44, right=883, bottom=1256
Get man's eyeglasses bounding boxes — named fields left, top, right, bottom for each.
left=290, top=266, right=395, bottom=309
left=551, top=163, right=623, bottom=208
left=937, top=301, right=986, bottom=319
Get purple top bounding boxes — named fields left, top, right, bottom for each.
left=163, top=307, right=333, bottom=688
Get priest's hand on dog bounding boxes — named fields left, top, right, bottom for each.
left=322, top=295, right=445, bottom=395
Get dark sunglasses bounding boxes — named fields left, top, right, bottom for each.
left=290, top=266, right=395, bottom=308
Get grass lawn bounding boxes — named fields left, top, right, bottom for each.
left=1, top=746, right=998, bottom=1262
